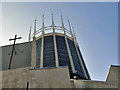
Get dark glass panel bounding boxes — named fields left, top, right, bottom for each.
left=77, top=47, right=91, bottom=79
left=43, top=35, right=55, bottom=67
left=36, top=38, right=42, bottom=68
left=67, top=38, right=85, bottom=78
left=56, top=36, right=72, bottom=77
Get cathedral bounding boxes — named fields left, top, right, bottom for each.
left=0, top=14, right=119, bottom=89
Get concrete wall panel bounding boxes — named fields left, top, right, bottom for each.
left=2, top=42, right=32, bottom=70
left=29, top=67, right=71, bottom=88
left=74, top=80, right=118, bottom=88
left=2, top=67, right=29, bottom=88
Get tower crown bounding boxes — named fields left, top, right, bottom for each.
left=31, top=14, right=74, bottom=41
left=30, top=14, right=90, bottom=80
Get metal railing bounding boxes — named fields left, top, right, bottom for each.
left=32, top=25, right=72, bottom=38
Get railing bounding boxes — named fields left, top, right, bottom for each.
left=32, top=25, right=72, bottom=38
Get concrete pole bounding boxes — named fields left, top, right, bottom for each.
left=31, top=19, right=37, bottom=68
left=40, top=15, right=44, bottom=68
left=72, top=26, right=88, bottom=79
left=61, top=15, right=76, bottom=73
left=31, top=37, right=36, bottom=68
left=52, top=13, right=59, bottom=67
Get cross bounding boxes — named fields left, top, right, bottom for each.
left=8, top=34, right=22, bottom=69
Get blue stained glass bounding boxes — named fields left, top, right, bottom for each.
left=56, top=36, right=72, bottom=77
left=36, top=35, right=90, bottom=79
left=43, top=35, right=55, bottom=67
left=36, top=38, right=42, bottom=68
left=67, top=38, right=85, bottom=78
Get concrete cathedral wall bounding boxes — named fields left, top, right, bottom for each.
left=2, top=67, right=29, bottom=88
left=72, top=65, right=119, bottom=88
left=106, top=65, right=119, bottom=83
left=29, top=67, right=71, bottom=88
left=2, top=66, right=119, bottom=88
left=1, top=41, right=119, bottom=89
left=2, top=67, right=71, bottom=88
left=73, top=80, right=118, bottom=88
left=1, top=42, right=32, bottom=70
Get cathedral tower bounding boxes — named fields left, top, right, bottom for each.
left=30, top=14, right=90, bottom=80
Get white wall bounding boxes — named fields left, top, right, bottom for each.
left=29, top=67, right=71, bottom=88
left=2, top=65, right=119, bottom=88
left=2, top=42, right=32, bottom=70
left=2, top=66, right=71, bottom=88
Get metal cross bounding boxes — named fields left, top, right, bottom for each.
left=8, top=34, right=22, bottom=69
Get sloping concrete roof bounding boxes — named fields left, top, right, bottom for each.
left=106, top=65, right=120, bottom=83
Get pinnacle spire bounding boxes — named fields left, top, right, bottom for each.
left=68, top=19, right=73, bottom=38
left=42, top=14, right=44, bottom=27
left=52, top=13, right=54, bottom=26
left=28, top=26, right=31, bottom=41
left=72, top=26, right=77, bottom=42
left=34, top=19, right=37, bottom=37
left=61, top=14, right=65, bottom=28
left=42, top=14, right=44, bottom=34
left=61, top=14, right=65, bottom=34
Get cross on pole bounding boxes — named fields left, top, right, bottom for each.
left=8, top=34, right=22, bottom=70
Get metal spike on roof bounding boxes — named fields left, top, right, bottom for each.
left=34, top=19, right=37, bottom=37
left=28, top=26, right=31, bottom=41
left=68, top=19, right=73, bottom=38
